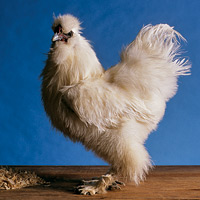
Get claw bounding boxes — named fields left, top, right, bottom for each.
left=108, top=184, right=121, bottom=191
left=75, top=186, right=96, bottom=195
left=115, top=180, right=125, bottom=186
left=74, top=174, right=125, bottom=195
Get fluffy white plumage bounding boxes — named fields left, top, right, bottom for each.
left=41, top=14, right=191, bottom=194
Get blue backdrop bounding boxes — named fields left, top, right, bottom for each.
left=0, top=0, right=199, bottom=165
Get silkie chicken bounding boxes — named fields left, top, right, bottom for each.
left=41, top=14, right=191, bottom=195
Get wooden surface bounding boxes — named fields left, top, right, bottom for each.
left=0, top=166, right=200, bottom=199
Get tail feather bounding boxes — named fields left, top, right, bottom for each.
left=175, top=58, right=191, bottom=76
left=108, top=24, right=191, bottom=101
left=122, top=24, right=190, bottom=75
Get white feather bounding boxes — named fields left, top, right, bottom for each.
left=41, top=15, right=191, bottom=185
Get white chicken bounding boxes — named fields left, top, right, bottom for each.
left=41, top=14, right=191, bottom=195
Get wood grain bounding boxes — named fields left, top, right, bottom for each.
left=0, top=166, right=200, bottom=200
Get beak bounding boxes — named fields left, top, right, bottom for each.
left=52, top=33, right=63, bottom=42
left=52, top=31, right=73, bottom=42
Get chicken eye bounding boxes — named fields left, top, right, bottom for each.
left=54, top=24, right=62, bottom=33
left=67, top=31, right=73, bottom=37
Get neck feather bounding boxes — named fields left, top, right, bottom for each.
left=43, top=36, right=104, bottom=90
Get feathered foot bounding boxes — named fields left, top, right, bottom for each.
left=75, top=174, right=125, bottom=195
